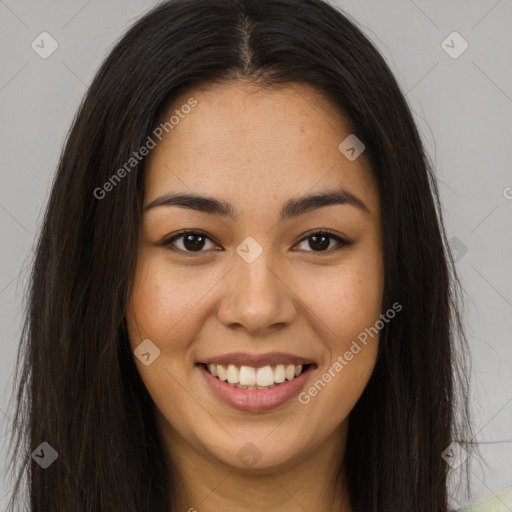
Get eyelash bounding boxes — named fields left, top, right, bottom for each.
left=160, top=229, right=352, bottom=255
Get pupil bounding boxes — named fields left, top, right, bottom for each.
left=184, top=234, right=205, bottom=251
left=310, top=234, right=329, bottom=251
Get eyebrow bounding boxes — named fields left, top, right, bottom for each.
left=144, top=188, right=370, bottom=219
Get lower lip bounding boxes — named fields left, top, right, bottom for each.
left=198, top=364, right=315, bottom=412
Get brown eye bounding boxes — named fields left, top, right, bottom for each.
left=160, top=229, right=351, bottom=255
left=162, top=230, right=219, bottom=253
left=295, top=231, right=350, bottom=252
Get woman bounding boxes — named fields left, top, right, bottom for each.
left=7, top=0, right=501, bottom=510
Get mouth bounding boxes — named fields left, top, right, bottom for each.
left=196, top=353, right=317, bottom=412
left=198, top=362, right=312, bottom=390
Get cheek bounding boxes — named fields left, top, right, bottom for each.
left=296, top=271, right=382, bottom=426
left=125, top=255, right=205, bottom=415
left=297, top=255, right=383, bottom=345
left=126, top=252, right=215, bottom=347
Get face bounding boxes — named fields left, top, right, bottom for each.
left=126, top=81, right=384, bottom=473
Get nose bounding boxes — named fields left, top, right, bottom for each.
left=216, top=250, right=297, bottom=337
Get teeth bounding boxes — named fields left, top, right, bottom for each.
left=226, top=364, right=239, bottom=384
left=217, top=364, right=227, bottom=381
left=285, top=364, right=296, bottom=380
left=239, top=366, right=256, bottom=386
left=274, top=364, right=286, bottom=383
left=204, top=362, right=306, bottom=388
left=256, top=366, right=274, bottom=387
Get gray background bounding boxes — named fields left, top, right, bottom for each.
left=0, top=0, right=511, bottom=509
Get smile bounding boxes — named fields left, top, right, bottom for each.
left=203, top=363, right=307, bottom=390
left=197, top=353, right=317, bottom=412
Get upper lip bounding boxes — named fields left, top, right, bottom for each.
left=198, top=352, right=315, bottom=367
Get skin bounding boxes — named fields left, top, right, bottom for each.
left=126, top=80, right=384, bottom=512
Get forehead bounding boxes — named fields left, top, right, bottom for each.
left=144, top=81, right=376, bottom=212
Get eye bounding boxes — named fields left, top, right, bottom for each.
left=295, top=230, right=351, bottom=253
left=160, top=230, right=220, bottom=253
left=159, top=229, right=351, bottom=255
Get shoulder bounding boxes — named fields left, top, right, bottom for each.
left=457, top=486, right=512, bottom=512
